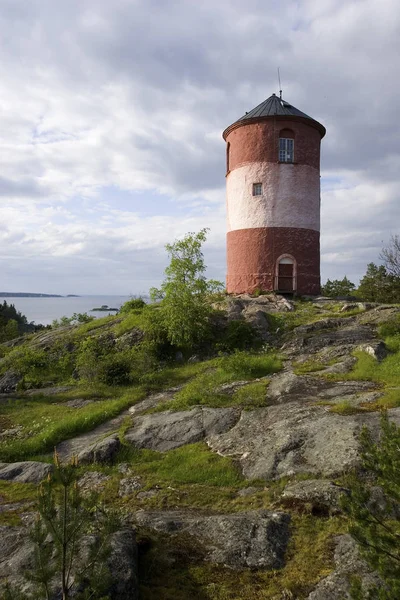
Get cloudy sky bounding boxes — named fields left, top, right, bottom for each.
left=1, top=0, right=399, bottom=295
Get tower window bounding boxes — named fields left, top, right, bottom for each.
left=279, top=138, right=294, bottom=162
left=253, top=183, right=262, bottom=196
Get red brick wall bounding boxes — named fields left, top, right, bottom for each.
left=226, top=119, right=322, bottom=173
left=226, top=227, right=320, bottom=295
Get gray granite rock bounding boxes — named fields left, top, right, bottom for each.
left=0, top=461, right=53, bottom=484
left=108, top=529, right=138, bottom=600
left=208, top=405, right=400, bottom=480
left=282, top=479, right=349, bottom=513
left=0, top=370, right=21, bottom=393
left=124, top=407, right=239, bottom=452
left=135, top=509, right=290, bottom=569
left=77, top=434, right=121, bottom=464
left=307, top=535, right=381, bottom=599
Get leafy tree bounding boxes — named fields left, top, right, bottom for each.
left=356, top=263, right=400, bottom=303
left=341, top=412, right=400, bottom=599
left=380, top=234, right=400, bottom=278
left=0, top=301, right=29, bottom=341
left=321, top=276, right=356, bottom=298
left=4, top=452, right=119, bottom=600
left=150, top=229, right=224, bottom=348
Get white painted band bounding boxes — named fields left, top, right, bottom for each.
left=226, top=162, right=320, bottom=232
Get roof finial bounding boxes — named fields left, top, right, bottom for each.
left=277, top=67, right=282, bottom=100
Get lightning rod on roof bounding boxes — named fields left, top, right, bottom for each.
left=277, top=67, right=282, bottom=100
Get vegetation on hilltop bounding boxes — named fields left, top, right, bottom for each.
left=0, top=300, right=29, bottom=342
left=2, top=231, right=400, bottom=598
left=322, top=236, right=400, bottom=302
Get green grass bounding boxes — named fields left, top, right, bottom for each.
left=347, top=350, right=400, bottom=387
left=118, top=442, right=243, bottom=487
left=292, top=359, right=326, bottom=375
left=154, top=351, right=282, bottom=412
left=231, top=381, right=270, bottom=408
left=329, top=400, right=364, bottom=415
left=0, top=480, right=38, bottom=525
left=113, top=310, right=146, bottom=336
left=0, top=480, right=38, bottom=503
left=0, top=387, right=146, bottom=462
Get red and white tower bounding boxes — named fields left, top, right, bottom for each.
left=223, top=94, right=326, bottom=295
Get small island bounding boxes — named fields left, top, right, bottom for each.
left=0, top=292, right=63, bottom=298
left=0, top=292, right=81, bottom=298
left=91, top=304, right=119, bottom=312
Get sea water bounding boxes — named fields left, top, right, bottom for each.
left=0, top=296, right=132, bottom=326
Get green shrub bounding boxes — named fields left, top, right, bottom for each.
left=97, top=355, right=132, bottom=386
left=120, top=297, right=146, bottom=312
left=217, top=320, right=259, bottom=352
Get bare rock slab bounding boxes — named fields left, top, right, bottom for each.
left=208, top=405, right=400, bottom=480
left=0, top=461, right=53, bottom=484
left=267, top=371, right=374, bottom=404
left=282, top=479, right=349, bottom=514
left=124, top=407, right=239, bottom=452
left=135, top=509, right=290, bottom=569
left=0, top=370, right=21, bottom=393
left=77, top=434, right=121, bottom=464
left=0, top=525, right=138, bottom=599
left=307, top=535, right=381, bottom=599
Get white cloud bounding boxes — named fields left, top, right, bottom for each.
left=0, top=0, right=399, bottom=293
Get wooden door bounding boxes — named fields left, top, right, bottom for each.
left=278, top=263, right=294, bottom=292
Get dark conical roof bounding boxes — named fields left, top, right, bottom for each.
left=223, top=94, right=325, bottom=139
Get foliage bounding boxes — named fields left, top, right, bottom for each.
left=341, top=412, right=400, bottom=599
left=380, top=234, right=400, bottom=278
left=4, top=453, right=119, bottom=600
left=216, top=319, right=260, bottom=352
left=149, top=229, right=224, bottom=348
left=0, top=339, right=76, bottom=388
left=52, top=313, right=95, bottom=328
left=321, top=276, right=356, bottom=298
left=356, top=263, right=400, bottom=303
left=119, top=297, right=146, bottom=312
left=0, top=300, right=29, bottom=341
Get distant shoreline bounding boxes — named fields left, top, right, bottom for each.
left=0, top=293, right=80, bottom=298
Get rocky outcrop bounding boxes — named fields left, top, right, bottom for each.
left=307, top=535, right=381, bottom=599
left=0, top=461, right=53, bottom=484
left=214, top=293, right=294, bottom=339
left=124, top=407, right=240, bottom=452
left=135, top=509, right=291, bottom=569
left=108, top=529, right=138, bottom=600
left=0, top=525, right=138, bottom=599
left=0, top=370, right=21, bottom=393
left=208, top=405, right=400, bottom=480
left=281, top=479, right=349, bottom=514
left=266, top=371, right=377, bottom=405
left=77, top=434, right=121, bottom=464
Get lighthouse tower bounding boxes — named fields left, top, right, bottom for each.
left=223, top=94, right=326, bottom=295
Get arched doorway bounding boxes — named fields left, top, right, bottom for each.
left=275, top=255, right=297, bottom=293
